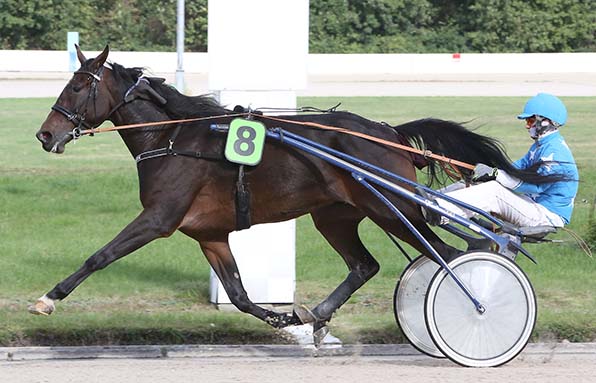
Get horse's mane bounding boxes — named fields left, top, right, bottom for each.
left=109, top=62, right=230, bottom=119
left=107, top=61, right=144, bottom=87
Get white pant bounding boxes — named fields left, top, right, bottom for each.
left=436, top=181, right=564, bottom=228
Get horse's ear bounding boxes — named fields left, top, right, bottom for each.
left=90, top=45, right=110, bottom=72
left=75, top=44, right=87, bottom=65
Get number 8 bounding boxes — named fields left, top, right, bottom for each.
left=234, top=126, right=256, bottom=156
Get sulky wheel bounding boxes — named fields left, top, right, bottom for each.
left=425, top=251, right=536, bottom=367
left=393, top=255, right=444, bottom=358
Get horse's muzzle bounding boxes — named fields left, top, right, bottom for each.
left=36, top=130, right=52, bottom=144
left=36, top=130, right=71, bottom=153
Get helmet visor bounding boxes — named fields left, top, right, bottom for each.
left=517, top=112, right=534, bottom=120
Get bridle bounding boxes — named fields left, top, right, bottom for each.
left=51, top=67, right=105, bottom=140
left=51, top=64, right=148, bottom=141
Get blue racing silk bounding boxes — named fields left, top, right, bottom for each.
left=512, top=131, right=579, bottom=224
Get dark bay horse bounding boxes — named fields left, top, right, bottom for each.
left=31, top=46, right=546, bottom=336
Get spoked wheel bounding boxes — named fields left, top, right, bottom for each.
left=425, top=251, right=536, bottom=367
left=393, top=255, right=444, bottom=358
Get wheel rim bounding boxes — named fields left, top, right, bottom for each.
left=394, top=255, right=444, bottom=358
left=425, top=252, right=536, bottom=367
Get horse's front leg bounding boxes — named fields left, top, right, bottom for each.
left=28, top=207, right=183, bottom=315
left=198, top=237, right=302, bottom=328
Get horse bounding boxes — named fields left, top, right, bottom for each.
left=31, top=45, right=553, bottom=338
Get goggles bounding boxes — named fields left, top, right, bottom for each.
left=525, top=116, right=538, bottom=128
left=524, top=115, right=549, bottom=128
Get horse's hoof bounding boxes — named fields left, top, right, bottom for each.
left=313, top=325, right=329, bottom=348
left=28, top=296, right=55, bottom=316
left=293, top=304, right=316, bottom=324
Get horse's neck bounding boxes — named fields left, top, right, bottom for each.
left=110, top=103, right=173, bottom=158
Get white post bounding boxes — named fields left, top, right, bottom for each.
left=175, top=0, right=185, bottom=92
left=67, top=32, right=79, bottom=72
left=208, top=0, right=308, bottom=306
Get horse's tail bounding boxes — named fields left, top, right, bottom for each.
left=392, top=118, right=563, bottom=186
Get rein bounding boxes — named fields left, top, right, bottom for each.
left=78, top=113, right=247, bottom=136
left=55, top=62, right=472, bottom=171
left=257, top=115, right=475, bottom=171
left=75, top=108, right=474, bottom=171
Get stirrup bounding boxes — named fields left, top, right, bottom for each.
left=518, top=226, right=558, bottom=242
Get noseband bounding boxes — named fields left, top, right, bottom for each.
left=51, top=67, right=105, bottom=139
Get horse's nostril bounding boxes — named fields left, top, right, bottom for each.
left=37, top=131, right=52, bottom=143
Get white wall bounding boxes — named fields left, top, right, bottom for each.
left=1, top=50, right=595, bottom=76
left=0, top=50, right=208, bottom=74
left=308, top=53, right=596, bottom=75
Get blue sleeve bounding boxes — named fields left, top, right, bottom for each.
left=513, top=151, right=530, bottom=170
left=512, top=146, right=564, bottom=194
left=510, top=143, right=546, bottom=193
left=513, top=176, right=549, bottom=194
left=510, top=152, right=544, bottom=193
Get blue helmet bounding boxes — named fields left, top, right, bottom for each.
left=517, top=93, right=567, bottom=126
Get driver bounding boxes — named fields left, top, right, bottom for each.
left=427, top=93, right=578, bottom=228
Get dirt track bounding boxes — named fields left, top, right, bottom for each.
left=2, top=351, right=595, bottom=383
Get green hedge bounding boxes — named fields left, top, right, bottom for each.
left=0, top=0, right=207, bottom=51
left=1, top=0, right=594, bottom=53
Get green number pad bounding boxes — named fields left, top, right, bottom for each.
left=224, top=118, right=266, bottom=166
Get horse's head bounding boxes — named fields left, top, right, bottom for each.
left=36, top=45, right=113, bottom=153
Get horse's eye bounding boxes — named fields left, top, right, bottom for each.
left=72, top=85, right=82, bottom=93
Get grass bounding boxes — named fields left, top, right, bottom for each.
left=0, top=96, right=594, bottom=346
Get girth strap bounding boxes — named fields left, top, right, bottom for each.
left=134, top=147, right=223, bottom=163
left=135, top=125, right=222, bottom=163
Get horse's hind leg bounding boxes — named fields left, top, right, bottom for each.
left=198, top=235, right=302, bottom=328
left=303, top=204, right=379, bottom=333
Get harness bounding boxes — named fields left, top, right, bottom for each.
left=51, top=68, right=474, bottom=232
